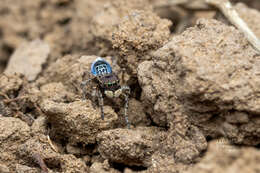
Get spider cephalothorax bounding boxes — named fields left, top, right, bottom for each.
left=81, top=57, right=131, bottom=128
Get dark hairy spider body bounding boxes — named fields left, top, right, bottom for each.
left=81, top=57, right=131, bottom=128
left=95, top=73, right=120, bottom=92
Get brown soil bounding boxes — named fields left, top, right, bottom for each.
left=0, top=0, right=260, bottom=173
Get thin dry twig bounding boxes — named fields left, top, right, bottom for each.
left=46, top=128, right=59, bottom=153
left=167, top=0, right=190, bottom=6
left=205, top=0, right=260, bottom=53
left=47, top=135, right=59, bottom=153
left=158, top=0, right=260, bottom=53
left=157, top=0, right=210, bottom=10
left=32, top=153, right=48, bottom=173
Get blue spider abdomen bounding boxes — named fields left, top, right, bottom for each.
left=91, top=57, right=112, bottom=76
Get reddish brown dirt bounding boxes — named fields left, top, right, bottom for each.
left=0, top=0, right=260, bottom=173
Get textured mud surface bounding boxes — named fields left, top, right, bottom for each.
left=0, top=0, right=260, bottom=173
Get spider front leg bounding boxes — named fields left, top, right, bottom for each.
left=91, top=87, right=105, bottom=120
left=80, top=80, right=88, bottom=100
left=80, top=71, right=95, bottom=100
left=97, top=89, right=105, bottom=120
left=121, top=86, right=131, bottom=129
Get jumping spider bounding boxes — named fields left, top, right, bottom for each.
left=81, top=57, right=131, bottom=128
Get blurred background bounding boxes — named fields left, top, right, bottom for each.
left=0, top=0, right=259, bottom=73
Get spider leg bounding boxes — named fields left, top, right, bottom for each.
left=121, top=85, right=130, bottom=95
left=80, top=77, right=95, bottom=100
left=89, top=86, right=97, bottom=109
left=97, top=89, right=104, bottom=120
left=121, top=68, right=126, bottom=84
left=121, top=86, right=131, bottom=128
left=80, top=81, right=88, bottom=100
left=82, top=71, right=92, bottom=80
left=123, top=93, right=130, bottom=129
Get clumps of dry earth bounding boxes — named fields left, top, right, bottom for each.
left=0, top=0, right=260, bottom=173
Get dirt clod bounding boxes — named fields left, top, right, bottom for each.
left=112, top=9, right=172, bottom=76
left=4, top=39, right=50, bottom=81
left=18, top=134, right=89, bottom=173
left=138, top=18, right=260, bottom=145
left=40, top=99, right=118, bottom=144
left=97, top=127, right=164, bottom=167
left=0, top=117, right=30, bottom=172
left=1, top=1, right=260, bottom=172
left=90, top=162, right=120, bottom=173
left=185, top=139, right=260, bottom=173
